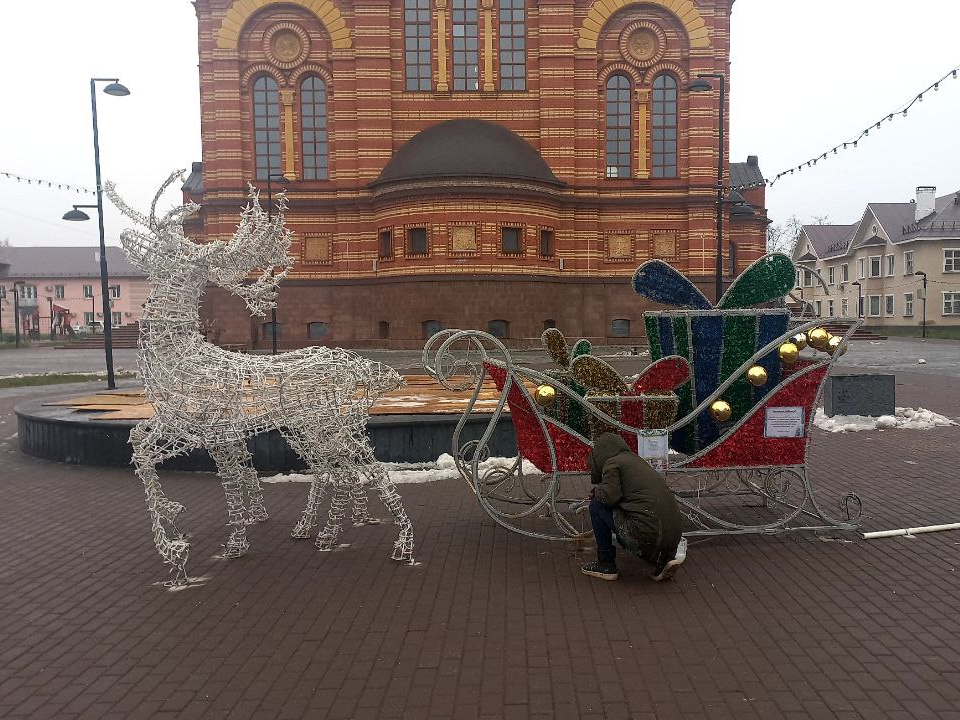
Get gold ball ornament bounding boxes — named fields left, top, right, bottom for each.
left=778, top=342, right=800, bottom=365
left=710, top=400, right=733, bottom=422
left=808, top=328, right=830, bottom=350
left=746, top=365, right=769, bottom=387
left=534, top=384, right=557, bottom=407
left=791, top=332, right=808, bottom=350
left=827, top=336, right=844, bottom=355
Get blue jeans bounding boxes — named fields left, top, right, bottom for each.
left=589, top=499, right=616, bottom=554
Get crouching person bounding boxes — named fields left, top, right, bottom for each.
left=581, top=433, right=687, bottom=582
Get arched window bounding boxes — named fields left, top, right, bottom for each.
left=252, top=76, right=281, bottom=181
left=300, top=76, right=328, bottom=180
left=422, top=320, right=444, bottom=339
left=488, top=319, right=509, bottom=339
left=378, top=321, right=390, bottom=339
left=307, top=321, right=328, bottom=340
left=542, top=319, right=556, bottom=330
left=651, top=74, right=678, bottom=178
left=605, top=75, right=632, bottom=178
left=611, top=319, right=630, bottom=337
left=262, top=321, right=281, bottom=341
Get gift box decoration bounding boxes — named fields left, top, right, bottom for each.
left=635, top=254, right=796, bottom=453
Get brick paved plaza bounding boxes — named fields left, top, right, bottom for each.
left=2, top=361, right=960, bottom=719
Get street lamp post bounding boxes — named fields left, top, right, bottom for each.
left=688, top=73, right=726, bottom=303
left=265, top=173, right=288, bottom=355
left=0, top=286, right=5, bottom=339
left=851, top=281, right=862, bottom=319
left=915, top=271, right=928, bottom=339
left=60, top=78, right=129, bottom=390
left=13, top=281, right=24, bottom=348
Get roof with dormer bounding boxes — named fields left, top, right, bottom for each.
left=800, top=224, right=859, bottom=260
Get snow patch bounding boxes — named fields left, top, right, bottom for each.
left=260, top=453, right=540, bottom=485
left=814, top=407, right=956, bottom=433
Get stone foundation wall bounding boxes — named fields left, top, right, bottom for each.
left=199, top=273, right=719, bottom=350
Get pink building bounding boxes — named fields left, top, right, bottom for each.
left=0, top=247, right=148, bottom=337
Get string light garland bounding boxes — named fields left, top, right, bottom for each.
left=764, top=63, right=960, bottom=188
left=1, top=170, right=96, bottom=195
left=722, top=63, right=960, bottom=193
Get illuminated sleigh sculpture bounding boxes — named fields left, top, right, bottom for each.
left=423, top=254, right=864, bottom=541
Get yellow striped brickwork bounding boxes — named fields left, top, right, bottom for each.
left=192, top=0, right=765, bottom=347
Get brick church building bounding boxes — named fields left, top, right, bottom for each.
left=186, top=0, right=768, bottom=349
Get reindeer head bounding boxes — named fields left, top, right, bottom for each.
left=106, top=171, right=295, bottom=317
left=362, top=361, right=405, bottom=398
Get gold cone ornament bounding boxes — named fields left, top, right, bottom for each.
left=534, top=384, right=557, bottom=407
left=791, top=332, right=808, bottom=350
left=778, top=342, right=799, bottom=365
left=746, top=365, right=768, bottom=387
left=710, top=400, right=732, bottom=422
left=808, top=328, right=830, bottom=350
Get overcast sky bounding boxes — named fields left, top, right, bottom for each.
left=1, top=0, right=958, bottom=247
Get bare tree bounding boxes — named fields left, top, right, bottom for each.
left=766, top=214, right=803, bottom=254
left=767, top=214, right=831, bottom=254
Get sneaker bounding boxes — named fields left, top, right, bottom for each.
left=652, top=537, right=687, bottom=582
left=581, top=560, right=619, bottom=581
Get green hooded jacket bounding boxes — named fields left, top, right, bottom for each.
left=588, top=432, right=682, bottom=547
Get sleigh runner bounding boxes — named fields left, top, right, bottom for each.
left=423, top=255, right=864, bottom=542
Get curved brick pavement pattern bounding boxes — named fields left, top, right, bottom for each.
left=2, top=370, right=960, bottom=719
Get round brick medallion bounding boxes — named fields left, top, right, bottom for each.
left=264, top=23, right=310, bottom=69
left=619, top=22, right=666, bottom=69
left=272, top=31, right=302, bottom=62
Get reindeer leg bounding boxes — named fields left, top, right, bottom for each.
left=315, top=479, right=350, bottom=551
left=356, top=442, right=415, bottom=563
left=234, top=444, right=268, bottom=523
left=282, top=429, right=332, bottom=539
left=292, top=471, right=327, bottom=539
left=350, top=479, right=382, bottom=526
left=130, top=421, right=194, bottom=586
left=208, top=442, right=251, bottom=559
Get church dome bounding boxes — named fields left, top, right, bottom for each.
left=371, top=118, right=562, bottom=188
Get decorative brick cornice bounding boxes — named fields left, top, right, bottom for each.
left=598, top=62, right=643, bottom=90
left=217, top=0, right=352, bottom=50
left=289, top=63, right=334, bottom=89
left=577, top=0, right=710, bottom=51
left=643, top=61, right=688, bottom=85
left=240, top=63, right=285, bottom=88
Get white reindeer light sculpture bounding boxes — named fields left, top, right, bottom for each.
left=106, top=172, right=414, bottom=586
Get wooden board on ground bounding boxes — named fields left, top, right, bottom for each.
left=43, top=375, right=520, bottom=420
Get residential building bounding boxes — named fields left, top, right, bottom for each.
left=792, top=186, right=960, bottom=329
left=186, top=0, right=769, bottom=349
left=0, top=247, right=148, bottom=337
